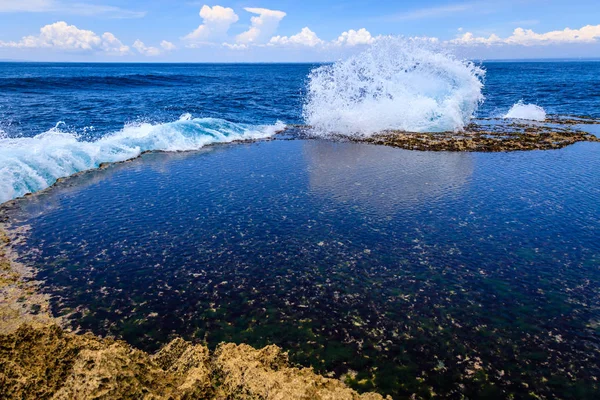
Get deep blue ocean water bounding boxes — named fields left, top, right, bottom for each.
left=1, top=61, right=600, bottom=398
left=1, top=61, right=599, bottom=139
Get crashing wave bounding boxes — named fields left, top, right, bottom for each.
left=0, top=116, right=283, bottom=204
left=503, top=101, right=547, bottom=121
left=303, top=37, right=485, bottom=136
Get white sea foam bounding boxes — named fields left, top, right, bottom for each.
left=303, top=37, right=485, bottom=136
left=0, top=116, right=283, bottom=204
left=503, top=101, right=547, bottom=121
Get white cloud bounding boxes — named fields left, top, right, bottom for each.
left=506, top=25, right=600, bottom=45
left=269, top=27, right=323, bottom=47
left=161, top=40, right=176, bottom=51
left=133, top=40, right=161, bottom=56
left=184, top=5, right=238, bottom=43
left=335, top=28, right=376, bottom=46
left=451, top=24, right=600, bottom=46
left=133, top=40, right=176, bottom=56
left=236, top=7, right=286, bottom=44
left=0, top=21, right=129, bottom=55
left=450, top=32, right=502, bottom=45
left=100, top=32, right=130, bottom=55
left=0, top=0, right=146, bottom=18
left=222, top=42, right=248, bottom=50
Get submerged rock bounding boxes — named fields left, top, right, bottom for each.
left=0, top=324, right=389, bottom=400
left=0, top=223, right=389, bottom=399
left=0, top=228, right=55, bottom=334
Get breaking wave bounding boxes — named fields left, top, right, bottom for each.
left=0, top=115, right=283, bottom=204
left=303, top=37, right=485, bottom=136
left=503, top=101, right=547, bottom=121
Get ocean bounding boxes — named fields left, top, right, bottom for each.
left=1, top=57, right=600, bottom=202
left=1, top=46, right=599, bottom=398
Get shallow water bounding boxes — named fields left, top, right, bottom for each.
left=6, top=138, right=600, bottom=398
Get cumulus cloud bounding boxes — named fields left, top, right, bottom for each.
left=335, top=28, right=376, bottom=46
left=236, top=7, right=286, bottom=44
left=133, top=40, right=161, bottom=56
left=269, top=27, right=323, bottom=47
left=184, top=5, right=238, bottom=43
left=451, top=24, right=600, bottom=46
left=0, top=21, right=129, bottom=54
left=133, top=40, right=176, bottom=56
left=160, top=40, right=176, bottom=51
left=100, top=32, right=130, bottom=55
left=222, top=43, right=248, bottom=50
left=450, top=32, right=502, bottom=45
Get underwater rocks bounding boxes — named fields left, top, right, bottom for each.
left=0, top=228, right=55, bottom=334
left=0, top=324, right=389, bottom=400
left=0, top=224, right=387, bottom=399
left=0, top=223, right=388, bottom=399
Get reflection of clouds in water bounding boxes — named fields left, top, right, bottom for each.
left=303, top=141, right=474, bottom=213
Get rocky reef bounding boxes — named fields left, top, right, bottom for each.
left=282, top=118, right=600, bottom=152
left=0, top=226, right=387, bottom=400
left=0, top=228, right=55, bottom=334
left=0, top=324, right=388, bottom=400
left=360, top=122, right=599, bottom=152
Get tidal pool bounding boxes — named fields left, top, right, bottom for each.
left=5, top=139, right=600, bottom=398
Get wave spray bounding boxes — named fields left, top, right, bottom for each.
left=0, top=116, right=283, bottom=204
left=303, top=38, right=485, bottom=136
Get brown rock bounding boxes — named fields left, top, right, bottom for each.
left=0, top=324, right=389, bottom=400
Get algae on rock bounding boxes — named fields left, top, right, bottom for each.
left=0, top=324, right=389, bottom=400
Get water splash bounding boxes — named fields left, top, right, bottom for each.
left=303, top=37, right=485, bottom=136
left=503, top=101, right=546, bottom=121
left=0, top=116, right=283, bottom=204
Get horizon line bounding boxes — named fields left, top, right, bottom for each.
left=1, top=57, right=600, bottom=64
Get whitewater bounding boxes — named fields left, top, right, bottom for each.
left=0, top=116, right=283, bottom=204
left=303, top=38, right=486, bottom=135
left=0, top=39, right=557, bottom=204
left=503, top=101, right=547, bottom=121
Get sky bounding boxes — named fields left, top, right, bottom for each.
left=0, top=0, right=599, bottom=61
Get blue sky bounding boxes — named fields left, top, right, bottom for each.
left=0, top=0, right=599, bottom=61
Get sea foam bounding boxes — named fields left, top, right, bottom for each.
left=303, top=37, right=485, bottom=136
left=503, top=101, right=547, bottom=121
left=0, top=116, right=283, bottom=204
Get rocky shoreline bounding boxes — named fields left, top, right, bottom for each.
left=282, top=118, right=600, bottom=152
left=0, top=226, right=388, bottom=400
left=360, top=124, right=599, bottom=152
left=0, top=226, right=55, bottom=335
left=1, top=324, right=388, bottom=399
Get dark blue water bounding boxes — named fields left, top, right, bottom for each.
left=1, top=61, right=599, bottom=203
left=482, top=61, right=600, bottom=119
left=0, top=63, right=311, bottom=138
left=2, top=61, right=600, bottom=399
left=6, top=139, right=600, bottom=398
left=1, top=62, right=599, bottom=139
